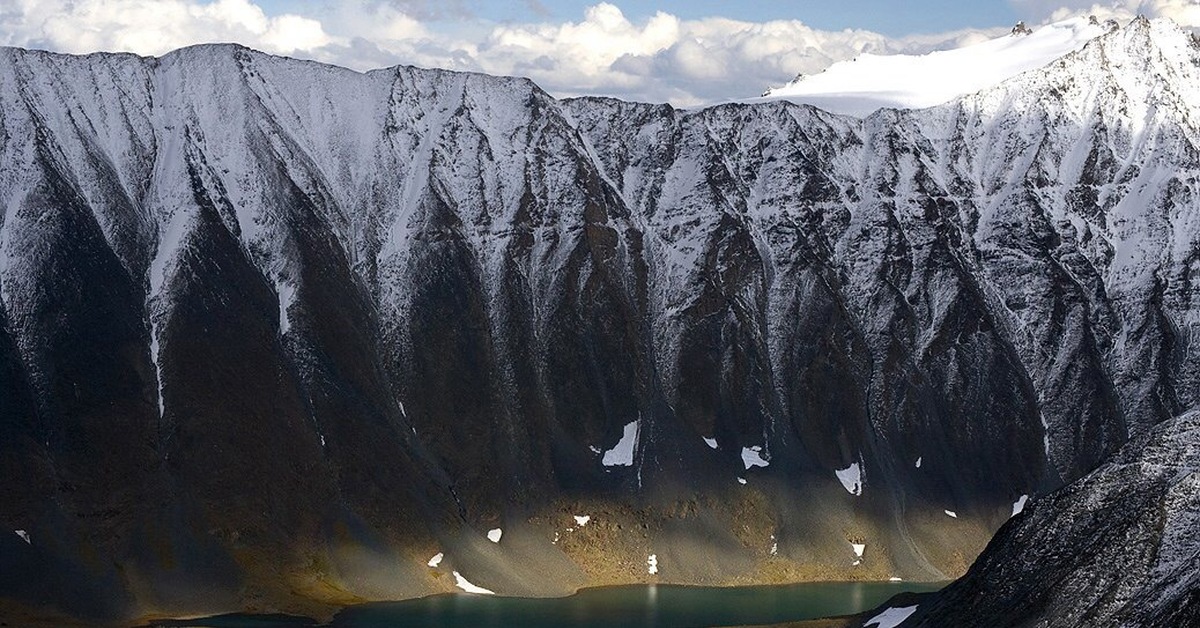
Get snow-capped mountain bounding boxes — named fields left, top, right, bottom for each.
left=1, top=15, right=1199, bottom=623
left=761, top=16, right=1115, bottom=116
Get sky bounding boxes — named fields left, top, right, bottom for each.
left=252, top=0, right=1024, bottom=36
left=1, top=1, right=1198, bottom=105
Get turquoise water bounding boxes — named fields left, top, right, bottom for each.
left=159, top=581, right=942, bottom=627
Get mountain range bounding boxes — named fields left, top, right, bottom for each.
left=1, top=15, right=1198, bottom=625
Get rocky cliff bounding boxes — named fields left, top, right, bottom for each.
left=900, top=408, right=1200, bottom=627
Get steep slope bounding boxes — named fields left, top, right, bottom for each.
left=1, top=16, right=1199, bottom=623
left=901, top=408, right=1200, bottom=627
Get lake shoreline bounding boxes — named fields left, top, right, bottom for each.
left=141, top=581, right=947, bottom=627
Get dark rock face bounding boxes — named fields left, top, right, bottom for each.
left=905, top=409, right=1200, bottom=628
left=1, top=18, right=1199, bottom=621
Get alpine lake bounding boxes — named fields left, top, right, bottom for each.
left=155, top=580, right=943, bottom=627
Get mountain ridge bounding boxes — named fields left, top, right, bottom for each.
left=760, top=15, right=1115, bottom=116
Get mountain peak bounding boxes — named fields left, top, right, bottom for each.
left=954, top=15, right=1200, bottom=129
left=758, top=16, right=1155, bottom=117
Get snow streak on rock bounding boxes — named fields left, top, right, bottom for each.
left=603, top=421, right=640, bottom=467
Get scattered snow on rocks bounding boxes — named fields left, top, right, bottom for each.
left=835, top=462, right=863, bottom=496
left=602, top=421, right=640, bottom=467
left=647, top=554, right=658, bottom=574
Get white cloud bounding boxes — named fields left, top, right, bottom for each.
left=466, top=5, right=1003, bottom=104
left=1012, top=0, right=1200, bottom=27
left=3, top=0, right=332, bottom=56
left=0, top=0, right=1049, bottom=106
left=316, top=0, right=430, bottom=43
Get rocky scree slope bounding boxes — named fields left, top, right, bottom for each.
left=901, top=408, right=1200, bottom=627
left=1, top=16, right=1199, bottom=622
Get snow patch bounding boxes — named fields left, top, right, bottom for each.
left=453, top=571, right=495, bottom=595
left=14, top=530, right=29, bottom=544
left=602, top=421, right=640, bottom=467
left=647, top=554, right=658, bottom=574
left=703, top=436, right=718, bottom=449
left=741, top=446, right=769, bottom=469
left=574, top=515, right=590, bottom=526
left=1012, top=494, right=1029, bottom=517
left=864, top=605, right=916, bottom=628
left=889, top=577, right=903, bottom=582
left=944, top=510, right=958, bottom=518
left=915, top=457, right=922, bottom=468
left=851, top=541, right=867, bottom=565
left=835, top=462, right=863, bottom=496
left=427, top=552, right=443, bottom=567
left=737, top=477, right=747, bottom=485
left=588, top=445, right=601, bottom=454
left=762, top=16, right=1106, bottom=116
left=487, top=528, right=502, bottom=543
left=864, top=605, right=919, bottom=628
